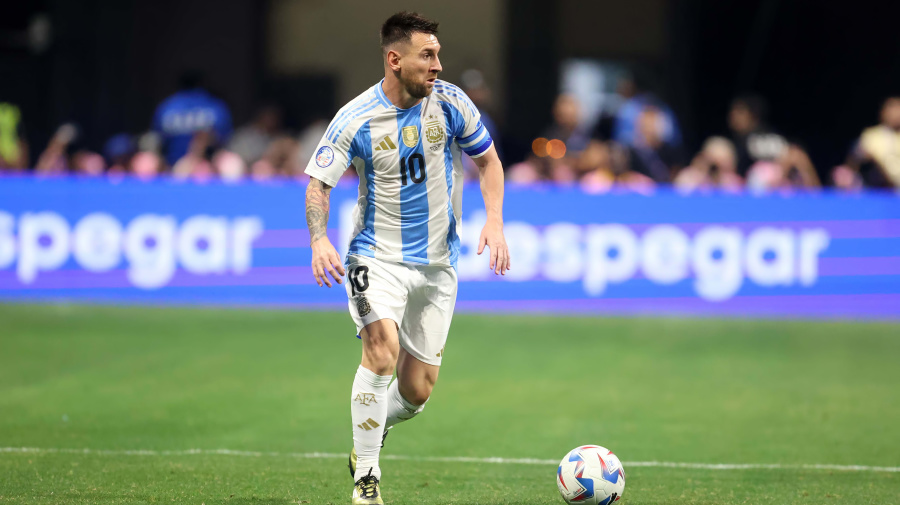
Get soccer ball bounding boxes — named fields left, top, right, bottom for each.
left=556, top=445, right=626, bottom=505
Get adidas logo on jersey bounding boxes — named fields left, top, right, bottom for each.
left=373, top=137, right=397, bottom=151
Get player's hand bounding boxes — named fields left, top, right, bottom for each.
left=477, top=220, right=511, bottom=275
left=310, top=237, right=345, bottom=287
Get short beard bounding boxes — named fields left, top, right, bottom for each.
left=400, top=72, right=431, bottom=99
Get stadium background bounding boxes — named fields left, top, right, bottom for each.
left=2, top=1, right=899, bottom=504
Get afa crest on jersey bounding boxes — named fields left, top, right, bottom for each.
left=425, top=121, right=445, bottom=144
left=425, top=120, right=445, bottom=151
left=402, top=125, right=419, bottom=147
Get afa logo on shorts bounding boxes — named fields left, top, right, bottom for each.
left=315, top=146, right=335, bottom=167
left=357, top=295, right=371, bottom=317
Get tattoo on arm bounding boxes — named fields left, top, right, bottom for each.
left=306, top=178, right=333, bottom=242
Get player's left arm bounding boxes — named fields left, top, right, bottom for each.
left=472, top=145, right=510, bottom=275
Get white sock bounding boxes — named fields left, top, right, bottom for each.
left=351, top=365, right=392, bottom=481
left=385, top=379, right=426, bottom=429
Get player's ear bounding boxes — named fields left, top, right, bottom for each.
left=386, top=48, right=402, bottom=71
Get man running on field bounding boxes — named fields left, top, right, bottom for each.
left=303, top=11, right=510, bottom=505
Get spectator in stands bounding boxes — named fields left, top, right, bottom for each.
left=542, top=94, right=591, bottom=157
left=130, top=151, right=164, bottom=181
left=674, top=136, right=743, bottom=193
left=781, top=145, right=821, bottom=189
left=831, top=164, right=864, bottom=192
left=34, top=123, right=79, bottom=175
left=71, top=151, right=106, bottom=177
left=746, top=144, right=820, bottom=193
left=172, top=131, right=216, bottom=182
left=590, top=74, right=635, bottom=143
left=213, top=150, right=247, bottom=183
left=626, top=104, right=683, bottom=184
left=103, top=133, right=137, bottom=176
left=579, top=140, right=625, bottom=193
left=541, top=94, right=592, bottom=182
left=728, top=95, right=788, bottom=177
left=0, top=102, right=29, bottom=171
left=34, top=123, right=107, bottom=178
left=612, top=73, right=682, bottom=149
left=152, top=71, right=232, bottom=167
left=505, top=154, right=545, bottom=184
left=843, top=96, right=900, bottom=188
left=123, top=132, right=166, bottom=181
left=229, top=104, right=282, bottom=166
left=251, top=136, right=301, bottom=181
left=508, top=95, right=588, bottom=185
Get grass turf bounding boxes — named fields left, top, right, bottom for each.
left=0, top=304, right=898, bottom=504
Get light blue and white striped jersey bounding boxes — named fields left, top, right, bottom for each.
left=305, top=79, right=493, bottom=269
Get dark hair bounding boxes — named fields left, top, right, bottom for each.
left=380, top=12, right=439, bottom=53
left=731, top=95, right=768, bottom=122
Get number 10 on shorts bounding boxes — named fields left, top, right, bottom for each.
left=349, top=266, right=370, bottom=296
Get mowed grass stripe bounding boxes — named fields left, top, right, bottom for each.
left=3, top=446, right=900, bottom=473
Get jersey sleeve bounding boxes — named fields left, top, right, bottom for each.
left=447, top=86, right=494, bottom=158
left=304, top=118, right=354, bottom=187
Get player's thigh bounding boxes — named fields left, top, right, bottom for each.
left=398, top=265, right=458, bottom=367
left=345, top=254, right=408, bottom=363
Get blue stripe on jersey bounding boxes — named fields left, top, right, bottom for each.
left=433, top=82, right=469, bottom=102
left=329, top=97, right=380, bottom=143
left=439, top=103, right=461, bottom=269
left=326, top=97, right=371, bottom=141
left=433, top=83, right=478, bottom=116
left=458, top=122, right=486, bottom=146
left=374, top=80, right=392, bottom=108
left=439, top=100, right=466, bottom=139
left=347, top=121, right=377, bottom=261
left=455, top=120, right=493, bottom=157
left=396, top=105, right=430, bottom=263
left=465, top=135, right=493, bottom=157
left=433, top=88, right=472, bottom=114
left=326, top=93, right=375, bottom=140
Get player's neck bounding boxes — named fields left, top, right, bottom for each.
left=381, top=77, right=422, bottom=110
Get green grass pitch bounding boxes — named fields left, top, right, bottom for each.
left=1, top=304, right=898, bottom=504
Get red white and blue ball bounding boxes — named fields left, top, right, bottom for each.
left=557, top=445, right=626, bottom=505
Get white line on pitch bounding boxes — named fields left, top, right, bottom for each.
left=1, top=447, right=898, bottom=473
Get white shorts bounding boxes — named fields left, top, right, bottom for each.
left=345, top=254, right=458, bottom=366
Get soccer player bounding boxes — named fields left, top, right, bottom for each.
left=304, top=11, right=510, bottom=505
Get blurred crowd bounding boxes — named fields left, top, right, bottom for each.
left=0, top=73, right=327, bottom=185
left=509, top=76, right=899, bottom=194
left=1, top=71, right=899, bottom=193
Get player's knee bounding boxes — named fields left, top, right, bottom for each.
left=361, top=324, right=399, bottom=371
left=401, top=381, right=433, bottom=406
left=362, top=347, right=398, bottom=375
left=406, top=388, right=430, bottom=406
left=362, top=345, right=396, bottom=375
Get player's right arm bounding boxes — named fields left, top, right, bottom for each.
left=305, top=177, right=345, bottom=287
left=304, top=92, right=378, bottom=285
left=304, top=112, right=356, bottom=288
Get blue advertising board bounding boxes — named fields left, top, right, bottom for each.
left=1, top=176, right=898, bottom=319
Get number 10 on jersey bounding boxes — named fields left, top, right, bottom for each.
left=400, top=154, right=426, bottom=186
